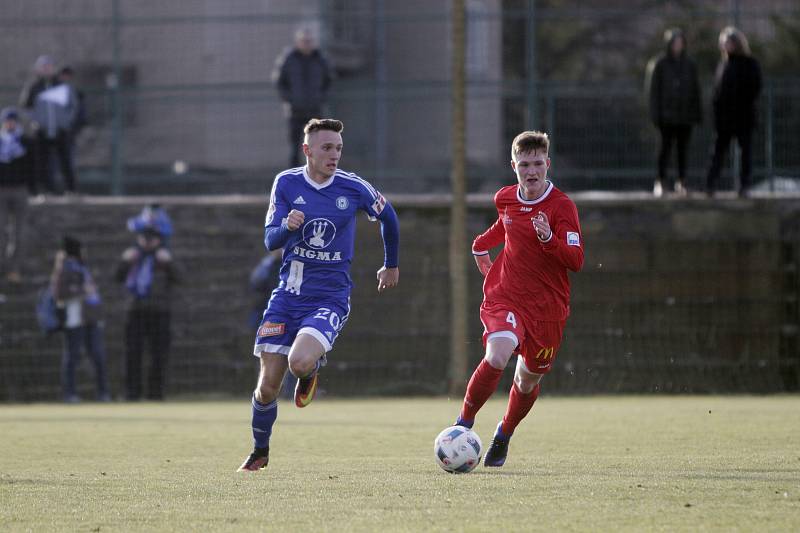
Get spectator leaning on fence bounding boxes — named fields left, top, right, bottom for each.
left=272, top=27, right=333, bottom=168
left=645, top=28, right=702, bottom=198
left=50, top=235, right=109, bottom=403
left=0, top=107, right=34, bottom=283
left=705, top=26, right=762, bottom=198
left=115, top=220, right=179, bottom=401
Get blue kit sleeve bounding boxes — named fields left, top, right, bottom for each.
left=264, top=224, right=292, bottom=251
left=378, top=203, right=399, bottom=268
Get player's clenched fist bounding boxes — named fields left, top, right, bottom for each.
left=285, top=209, right=305, bottom=231
left=532, top=211, right=552, bottom=241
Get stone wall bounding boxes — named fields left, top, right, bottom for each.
left=1, top=195, right=798, bottom=401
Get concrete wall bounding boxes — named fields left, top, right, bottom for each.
left=1, top=195, right=797, bottom=401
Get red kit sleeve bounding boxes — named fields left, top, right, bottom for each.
left=472, top=212, right=506, bottom=255
left=540, top=199, right=584, bottom=272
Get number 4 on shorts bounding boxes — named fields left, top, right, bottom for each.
left=506, top=311, right=517, bottom=329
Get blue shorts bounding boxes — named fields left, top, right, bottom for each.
left=252, top=290, right=350, bottom=357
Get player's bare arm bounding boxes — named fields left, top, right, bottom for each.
left=286, top=209, right=305, bottom=230
left=376, top=266, right=399, bottom=292
left=474, top=253, right=492, bottom=276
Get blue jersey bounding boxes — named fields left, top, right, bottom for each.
left=264, top=166, right=392, bottom=300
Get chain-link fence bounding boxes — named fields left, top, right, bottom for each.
left=0, top=0, right=798, bottom=194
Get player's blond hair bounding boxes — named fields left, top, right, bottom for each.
left=511, top=131, right=550, bottom=160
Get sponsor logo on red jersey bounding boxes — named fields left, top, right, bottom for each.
left=258, top=322, right=285, bottom=337
left=567, top=232, right=580, bottom=246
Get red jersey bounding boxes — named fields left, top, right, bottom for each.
left=472, top=182, right=583, bottom=321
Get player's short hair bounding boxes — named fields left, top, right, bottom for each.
left=304, top=118, right=344, bottom=137
left=511, top=131, right=550, bottom=160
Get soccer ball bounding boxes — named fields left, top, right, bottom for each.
left=433, top=425, right=483, bottom=473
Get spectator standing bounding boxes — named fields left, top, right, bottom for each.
left=19, top=55, right=80, bottom=194
left=272, top=27, right=333, bottom=168
left=56, top=66, right=87, bottom=192
left=0, top=107, right=33, bottom=283
left=706, top=26, right=762, bottom=197
left=248, top=249, right=282, bottom=330
left=645, top=28, right=702, bottom=197
left=126, top=203, right=173, bottom=247
left=247, top=248, right=295, bottom=397
left=50, top=236, right=109, bottom=403
left=115, top=223, right=179, bottom=401
left=19, top=55, right=57, bottom=195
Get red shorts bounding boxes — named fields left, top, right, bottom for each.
left=479, top=301, right=565, bottom=375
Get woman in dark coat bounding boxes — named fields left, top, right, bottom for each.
left=645, top=28, right=702, bottom=197
left=706, top=26, right=762, bottom=197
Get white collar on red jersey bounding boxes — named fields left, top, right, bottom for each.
left=517, top=181, right=553, bottom=204
left=303, top=166, right=335, bottom=190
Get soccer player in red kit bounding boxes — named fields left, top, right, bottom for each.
left=455, top=130, right=583, bottom=467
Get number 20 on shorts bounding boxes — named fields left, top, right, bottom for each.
left=313, top=308, right=341, bottom=330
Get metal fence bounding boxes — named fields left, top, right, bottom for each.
left=0, top=0, right=798, bottom=194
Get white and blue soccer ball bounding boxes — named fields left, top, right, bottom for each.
left=434, top=425, right=483, bottom=473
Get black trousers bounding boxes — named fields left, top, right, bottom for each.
left=657, top=124, right=692, bottom=187
left=706, top=127, right=753, bottom=194
left=33, top=132, right=77, bottom=194
left=125, top=308, right=171, bottom=400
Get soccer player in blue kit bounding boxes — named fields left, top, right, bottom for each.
left=239, top=118, right=400, bottom=471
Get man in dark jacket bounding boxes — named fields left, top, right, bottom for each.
left=272, top=28, right=333, bottom=167
left=116, top=224, right=179, bottom=400
left=19, top=55, right=80, bottom=195
left=706, top=26, right=762, bottom=197
left=0, top=108, right=34, bottom=282
left=645, top=28, right=702, bottom=197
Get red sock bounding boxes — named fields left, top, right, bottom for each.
left=459, top=359, right=503, bottom=423
left=501, top=383, right=540, bottom=436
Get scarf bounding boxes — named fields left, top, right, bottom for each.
left=0, top=128, right=26, bottom=163
left=125, top=252, right=155, bottom=298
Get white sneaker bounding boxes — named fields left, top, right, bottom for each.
left=653, top=181, right=663, bottom=198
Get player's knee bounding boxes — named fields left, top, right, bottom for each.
left=484, top=350, right=513, bottom=370
left=287, top=354, right=316, bottom=378
left=484, top=353, right=507, bottom=369
left=484, top=336, right=516, bottom=369
left=514, top=371, right=542, bottom=394
left=255, top=382, right=280, bottom=403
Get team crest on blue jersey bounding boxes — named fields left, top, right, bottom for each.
left=302, top=218, right=337, bottom=249
left=336, top=196, right=349, bottom=210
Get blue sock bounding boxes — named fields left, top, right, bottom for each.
left=494, top=421, right=511, bottom=441
left=251, top=395, right=278, bottom=449
left=455, top=416, right=474, bottom=429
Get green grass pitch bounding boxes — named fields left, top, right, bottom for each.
left=1, top=396, right=798, bottom=532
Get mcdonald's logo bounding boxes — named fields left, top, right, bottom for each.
left=536, top=346, right=555, bottom=360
